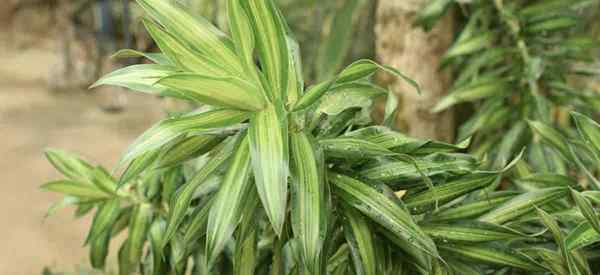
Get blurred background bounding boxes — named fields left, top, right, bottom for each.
left=1, top=0, right=600, bottom=274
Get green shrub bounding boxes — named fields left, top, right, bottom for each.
left=42, top=0, right=600, bottom=274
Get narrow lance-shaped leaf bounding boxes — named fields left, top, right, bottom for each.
left=149, top=218, right=168, bottom=275
left=528, top=120, right=572, bottom=161
left=85, top=199, right=121, bottom=245
left=341, top=204, right=376, bottom=275
left=330, top=173, right=439, bottom=260
left=45, top=149, right=94, bottom=183
left=158, top=135, right=225, bottom=168
left=479, top=187, right=569, bottom=224
left=90, top=64, right=176, bottom=95
left=248, top=104, right=289, bottom=235
left=206, top=135, right=254, bottom=266
left=90, top=230, right=111, bottom=270
left=234, top=187, right=260, bottom=275
left=421, top=221, right=529, bottom=243
left=571, top=190, right=600, bottom=234
left=157, top=73, right=267, bottom=111
left=162, top=136, right=239, bottom=248
left=120, top=108, right=249, bottom=167
left=127, top=203, right=153, bottom=267
left=566, top=221, right=600, bottom=250
left=142, top=18, right=229, bottom=77
left=537, top=208, right=584, bottom=275
left=227, top=0, right=257, bottom=74
left=290, top=131, right=327, bottom=273
left=135, top=0, right=241, bottom=75
left=41, top=180, right=110, bottom=200
left=244, top=0, right=289, bottom=101
left=111, top=49, right=172, bottom=66
left=438, top=243, right=544, bottom=271
left=571, top=111, right=600, bottom=158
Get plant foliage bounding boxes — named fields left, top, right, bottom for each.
left=43, top=0, right=600, bottom=274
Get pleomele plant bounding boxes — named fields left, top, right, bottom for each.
left=42, top=0, right=600, bottom=274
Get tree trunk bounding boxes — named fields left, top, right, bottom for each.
left=375, top=0, right=455, bottom=142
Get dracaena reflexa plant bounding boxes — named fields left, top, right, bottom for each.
left=41, top=0, right=600, bottom=275
left=417, top=0, right=600, bottom=172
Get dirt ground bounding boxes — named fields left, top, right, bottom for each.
left=0, top=33, right=164, bottom=274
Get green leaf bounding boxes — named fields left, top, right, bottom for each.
left=90, top=230, right=111, bottom=270
left=45, top=149, right=94, bottom=183
left=566, top=221, right=600, bottom=250
left=121, top=108, right=249, bottom=167
left=244, top=0, right=290, bottom=101
left=127, top=203, right=153, bottom=267
left=421, top=221, right=529, bottom=243
left=206, top=136, right=254, bottom=266
left=444, top=32, right=493, bottom=60
left=136, top=0, right=241, bottom=75
left=316, top=0, right=367, bottom=80
left=90, top=64, right=176, bottom=95
left=233, top=187, right=260, bottom=275
left=337, top=60, right=420, bottom=93
left=317, top=83, right=387, bottom=116
left=404, top=174, right=498, bottom=214
left=85, top=199, right=121, bottom=245
left=428, top=191, right=519, bottom=221
left=119, top=149, right=160, bottom=186
left=479, top=187, right=568, bottom=224
left=163, top=136, right=239, bottom=248
left=360, top=153, right=478, bottom=188
left=415, top=0, right=454, bottom=31
left=320, top=138, right=397, bottom=160
left=439, top=243, right=543, bottom=271
left=142, top=19, right=229, bottom=77
left=111, top=49, right=172, bottom=66
left=159, top=135, right=225, bottom=168
left=41, top=180, right=109, bottom=200
left=149, top=218, right=168, bottom=275
left=433, top=79, right=508, bottom=112
left=528, top=120, right=572, bottom=161
left=571, top=112, right=600, bottom=158
left=248, top=104, right=289, bottom=236
left=290, top=131, right=327, bottom=273
left=227, top=0, right=256, bottom=73
left=571, top=189, right=600, bottom=234
left=526, top=16, right=578, bottom=34
left=157, top=73, right=267, bottom=111
left=341, top=205, right=376, bottom=275
left=330, top=173, right=439, bottom=260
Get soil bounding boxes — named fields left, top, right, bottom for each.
left=0, top=33, right=163, bottom=274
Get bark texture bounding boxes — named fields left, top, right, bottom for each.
left=375, top=0, right=455, bottom=142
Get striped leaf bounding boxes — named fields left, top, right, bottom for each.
left=331, top=173, right=439, bottom=260
left=121, top=108, right=249, bottom=167
left=248, top=103, right=289, bottom=235
left=162, top=136, right=239, bottom=248
left=127, top=203, right=153, bottom=267
left=404, top=174, right=499, bottom=214
left=157, top=73, right=267, bottom=111
left=427, top=191, right=519, bottom=221
left=149, top=218, right=168, bottom=275
left=227, top=0, right=257, bottom=74
left=135, top=0, right=241, bottom=75
left=45, top=149, right=94, bottom=183
left=433, top=79, right=508, bottom=112
left=479, top=187, right=569, bottom=224
left=158, top=135, right=225, bottom=168
left=41, top=180, right=109, bottom=200
left=528, top=120, right=572, bottom=161
left=206, top=136, right=254, bottom=266
left=90, top=230, right=111, bottom=270
left=142, top=19, right=229, bottom=76
left=439, top=243, right=544, bottom=271
left=341, top=205, right=376, bottom=275
left=119, top=149, right=160, bottom=186
left=91, top=64, right=176, bottom=95
left=421, top=221, right=529, bottom=243
left=571, top=112, right=600, bottom=157
left=244, top=0, right=289, bottom=101
left=320, top=138, right=396, bottom=160
left=566, top=221, right=600, bottom=250
left=571, top=190, right=600, bottom=234
left=290, top=131, right=327, bottom=273
left=85, top=199, right=121, bottom=245
left=111, top=49, right=172, bottom=65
